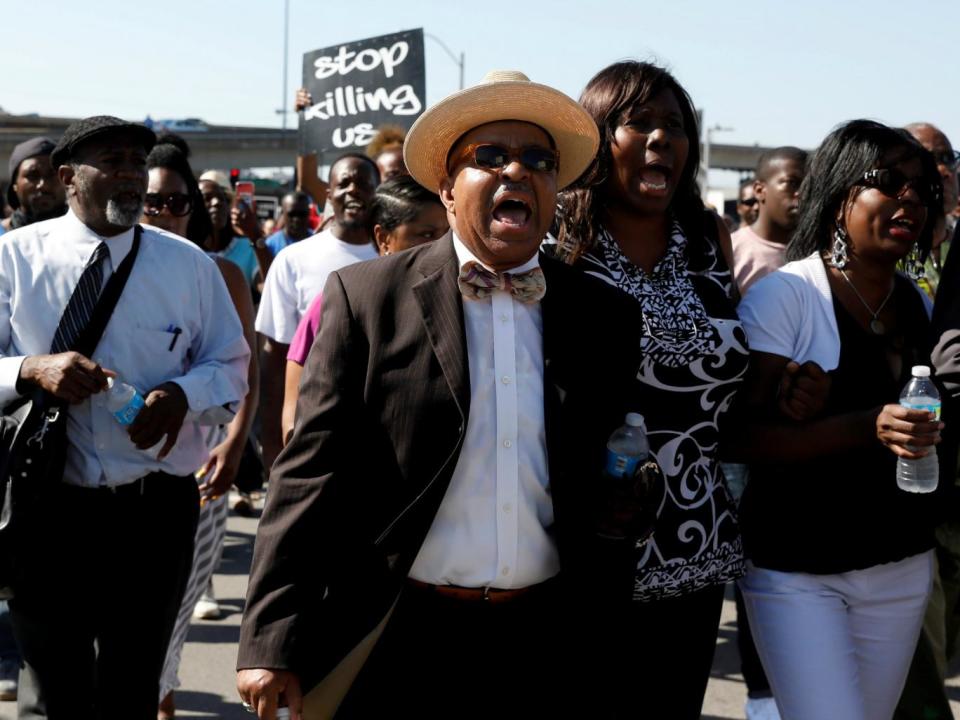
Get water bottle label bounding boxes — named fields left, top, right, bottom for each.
left=903, top=400, right=942, bottom=420
left=606, top=450, right=641, bottom=479
left=112, top=393, right=145, bottom=426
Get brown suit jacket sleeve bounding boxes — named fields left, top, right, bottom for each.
left=237, top=270, right=366, bottom=672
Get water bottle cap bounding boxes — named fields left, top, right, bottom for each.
left=912, top=365, right=931, bottom=378
left=625, top=412, right=645, bottom=428
left=106, top=377, right=115, bottom=389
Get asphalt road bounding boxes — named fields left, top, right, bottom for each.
left=2, top=502, right=960, bottom=719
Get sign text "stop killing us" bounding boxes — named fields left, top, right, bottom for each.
left=303, top=40, right=422, bottom=148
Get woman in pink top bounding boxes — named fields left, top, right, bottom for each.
left=281, top=176, right=449, bottom=443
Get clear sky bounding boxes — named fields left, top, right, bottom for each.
left=5, top=0, right=958, bottom=155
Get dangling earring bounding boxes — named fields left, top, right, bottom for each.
left=830, top=225, right=849, bottom=269
left=903, top=243, right=926, bottom=281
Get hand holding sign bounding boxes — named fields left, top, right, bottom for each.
left=299, top=29, right=425, bottom=163
left=295, top=88, right=312, bottom=112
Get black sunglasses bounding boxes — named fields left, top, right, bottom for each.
left=456, top=144, right=559, bottom=174
left=285, top=209, right=310, bottom=219
left=858, top=168, right=941, bottom=207
left=931, top=149, right=960, bottom=171
left=144, top=192, right=193, bottom=217
left=739, top=198, right=759, bottom=207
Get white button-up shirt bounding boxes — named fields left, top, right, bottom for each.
left=0, top=211, right=250, bottom=487
left=408, top=234, right=559, bottom=589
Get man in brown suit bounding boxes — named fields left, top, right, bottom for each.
left=236, top=71, right=644, bottom=719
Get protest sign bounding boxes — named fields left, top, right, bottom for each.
left=300, top=29, right=425, bottom=163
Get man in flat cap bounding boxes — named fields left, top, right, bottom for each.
left=237, top=71, right=645, bottom=719
left=0, top=116, right=249, bottom=719
left=2, top=137, right=66, bottom=232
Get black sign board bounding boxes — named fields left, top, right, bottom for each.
left=299, top=28, right=426, bottom=164
left=254, top=195, right=279, bottom=222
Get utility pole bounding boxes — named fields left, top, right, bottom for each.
left=279, top=0, right=290, bottom=129
left=425, top=33, right=465, bottom=90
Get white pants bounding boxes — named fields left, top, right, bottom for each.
left=739, top=551, right=934, bottom=720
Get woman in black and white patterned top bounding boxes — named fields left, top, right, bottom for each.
left=554, top=60, right=747, bottom=719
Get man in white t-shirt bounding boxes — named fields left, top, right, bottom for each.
left=256, top=153, right=380, bottom=469
left=731, top=147, right=808, bottom=296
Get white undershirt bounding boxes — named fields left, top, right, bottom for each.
left=738, top=253, right=932, bottom=371
left=408, top=234, right=560, bottom=589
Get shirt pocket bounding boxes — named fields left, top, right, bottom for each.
left=122, top=327, right=189, bottom=394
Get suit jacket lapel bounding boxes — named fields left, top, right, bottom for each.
left=540, top=253, right=572, bottom=489
left=412, top=234, right=470, bottom=419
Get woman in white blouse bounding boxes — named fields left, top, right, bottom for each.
left=732, top=119, right=945, bottom=720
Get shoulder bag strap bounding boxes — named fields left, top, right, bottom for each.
left=70, top=224, right=142, bottom=360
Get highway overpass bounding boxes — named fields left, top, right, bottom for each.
left=0, top=113, right=768, bottom=184
left=0, top=114, right=297, bottom=184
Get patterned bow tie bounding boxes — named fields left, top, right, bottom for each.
left=458, top=261, right=546, bottom=304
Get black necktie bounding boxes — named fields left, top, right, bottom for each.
left=51, top=242, right=110, bottom=354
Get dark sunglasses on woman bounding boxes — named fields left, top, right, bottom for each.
left=144, top=192, right=193, bottom=217
left=858, top=168, right=941, bottom=207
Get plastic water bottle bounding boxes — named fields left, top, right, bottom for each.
left=597, top=412, right=660, bottom=541
left=606, top=412, right=650, bottom=479
left=105, top=376, right=146, bottom=426
left=897, top=365, right=940, bottom=494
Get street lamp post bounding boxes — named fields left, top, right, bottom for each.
left=425, top=32, right=465, bottom=90
left=276, top=0, right=291, bottom=130
left=702, top=122, right=734, bottom=194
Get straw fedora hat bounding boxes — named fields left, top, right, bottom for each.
left=403, top=70, right=599, bottom=193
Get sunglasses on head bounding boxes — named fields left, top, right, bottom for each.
left=143, top=192, right=193, bottom=217
left=455, top=144, right=559, bottom=174
left=858, top=168, right=941, bottom=207
left=739, top=198, right=758, bottom=207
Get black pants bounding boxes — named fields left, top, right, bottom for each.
left=337, top=579, right=581, bottom=719
left=9, top=473, right=198, bottom=720
left=598, top=583, right=727, bottom=719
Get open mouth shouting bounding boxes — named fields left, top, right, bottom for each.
left=638, top=162, right=673, bottom=197
left=343, top=199, right=366, bottom=217
left=112, top=189, right=143, bottom=206
left=887, top=213, right=923, bottom=245
left=490, top=190, right=534, bottom=235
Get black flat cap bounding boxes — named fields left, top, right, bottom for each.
left=6, top=136, right=57, bottom=209
left=50, top=115, right=156, bottom=168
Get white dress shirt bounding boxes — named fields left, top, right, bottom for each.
left=0, top=211, right=250, bottom=487
left=255, top=228, right=378, bottom=344
left=408, top=235, right=560, bottom=589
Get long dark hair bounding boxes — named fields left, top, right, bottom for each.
left=145, top=133, right=213, bottom=248
left=556, top=61, right=703, bottom=261
left=787, top=119, right=942, bottom=262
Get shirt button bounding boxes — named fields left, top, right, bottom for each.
left=502, top=503, right=511, bottom=513
left=501, top=566, right=510, bottom=576
left=501, top=376, right=512, bottom=385
left=499, top=313, right=509, bottom=323
left=98, top=443, right=105, bottom=450
left=503, top=439, right=512, bottom=448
